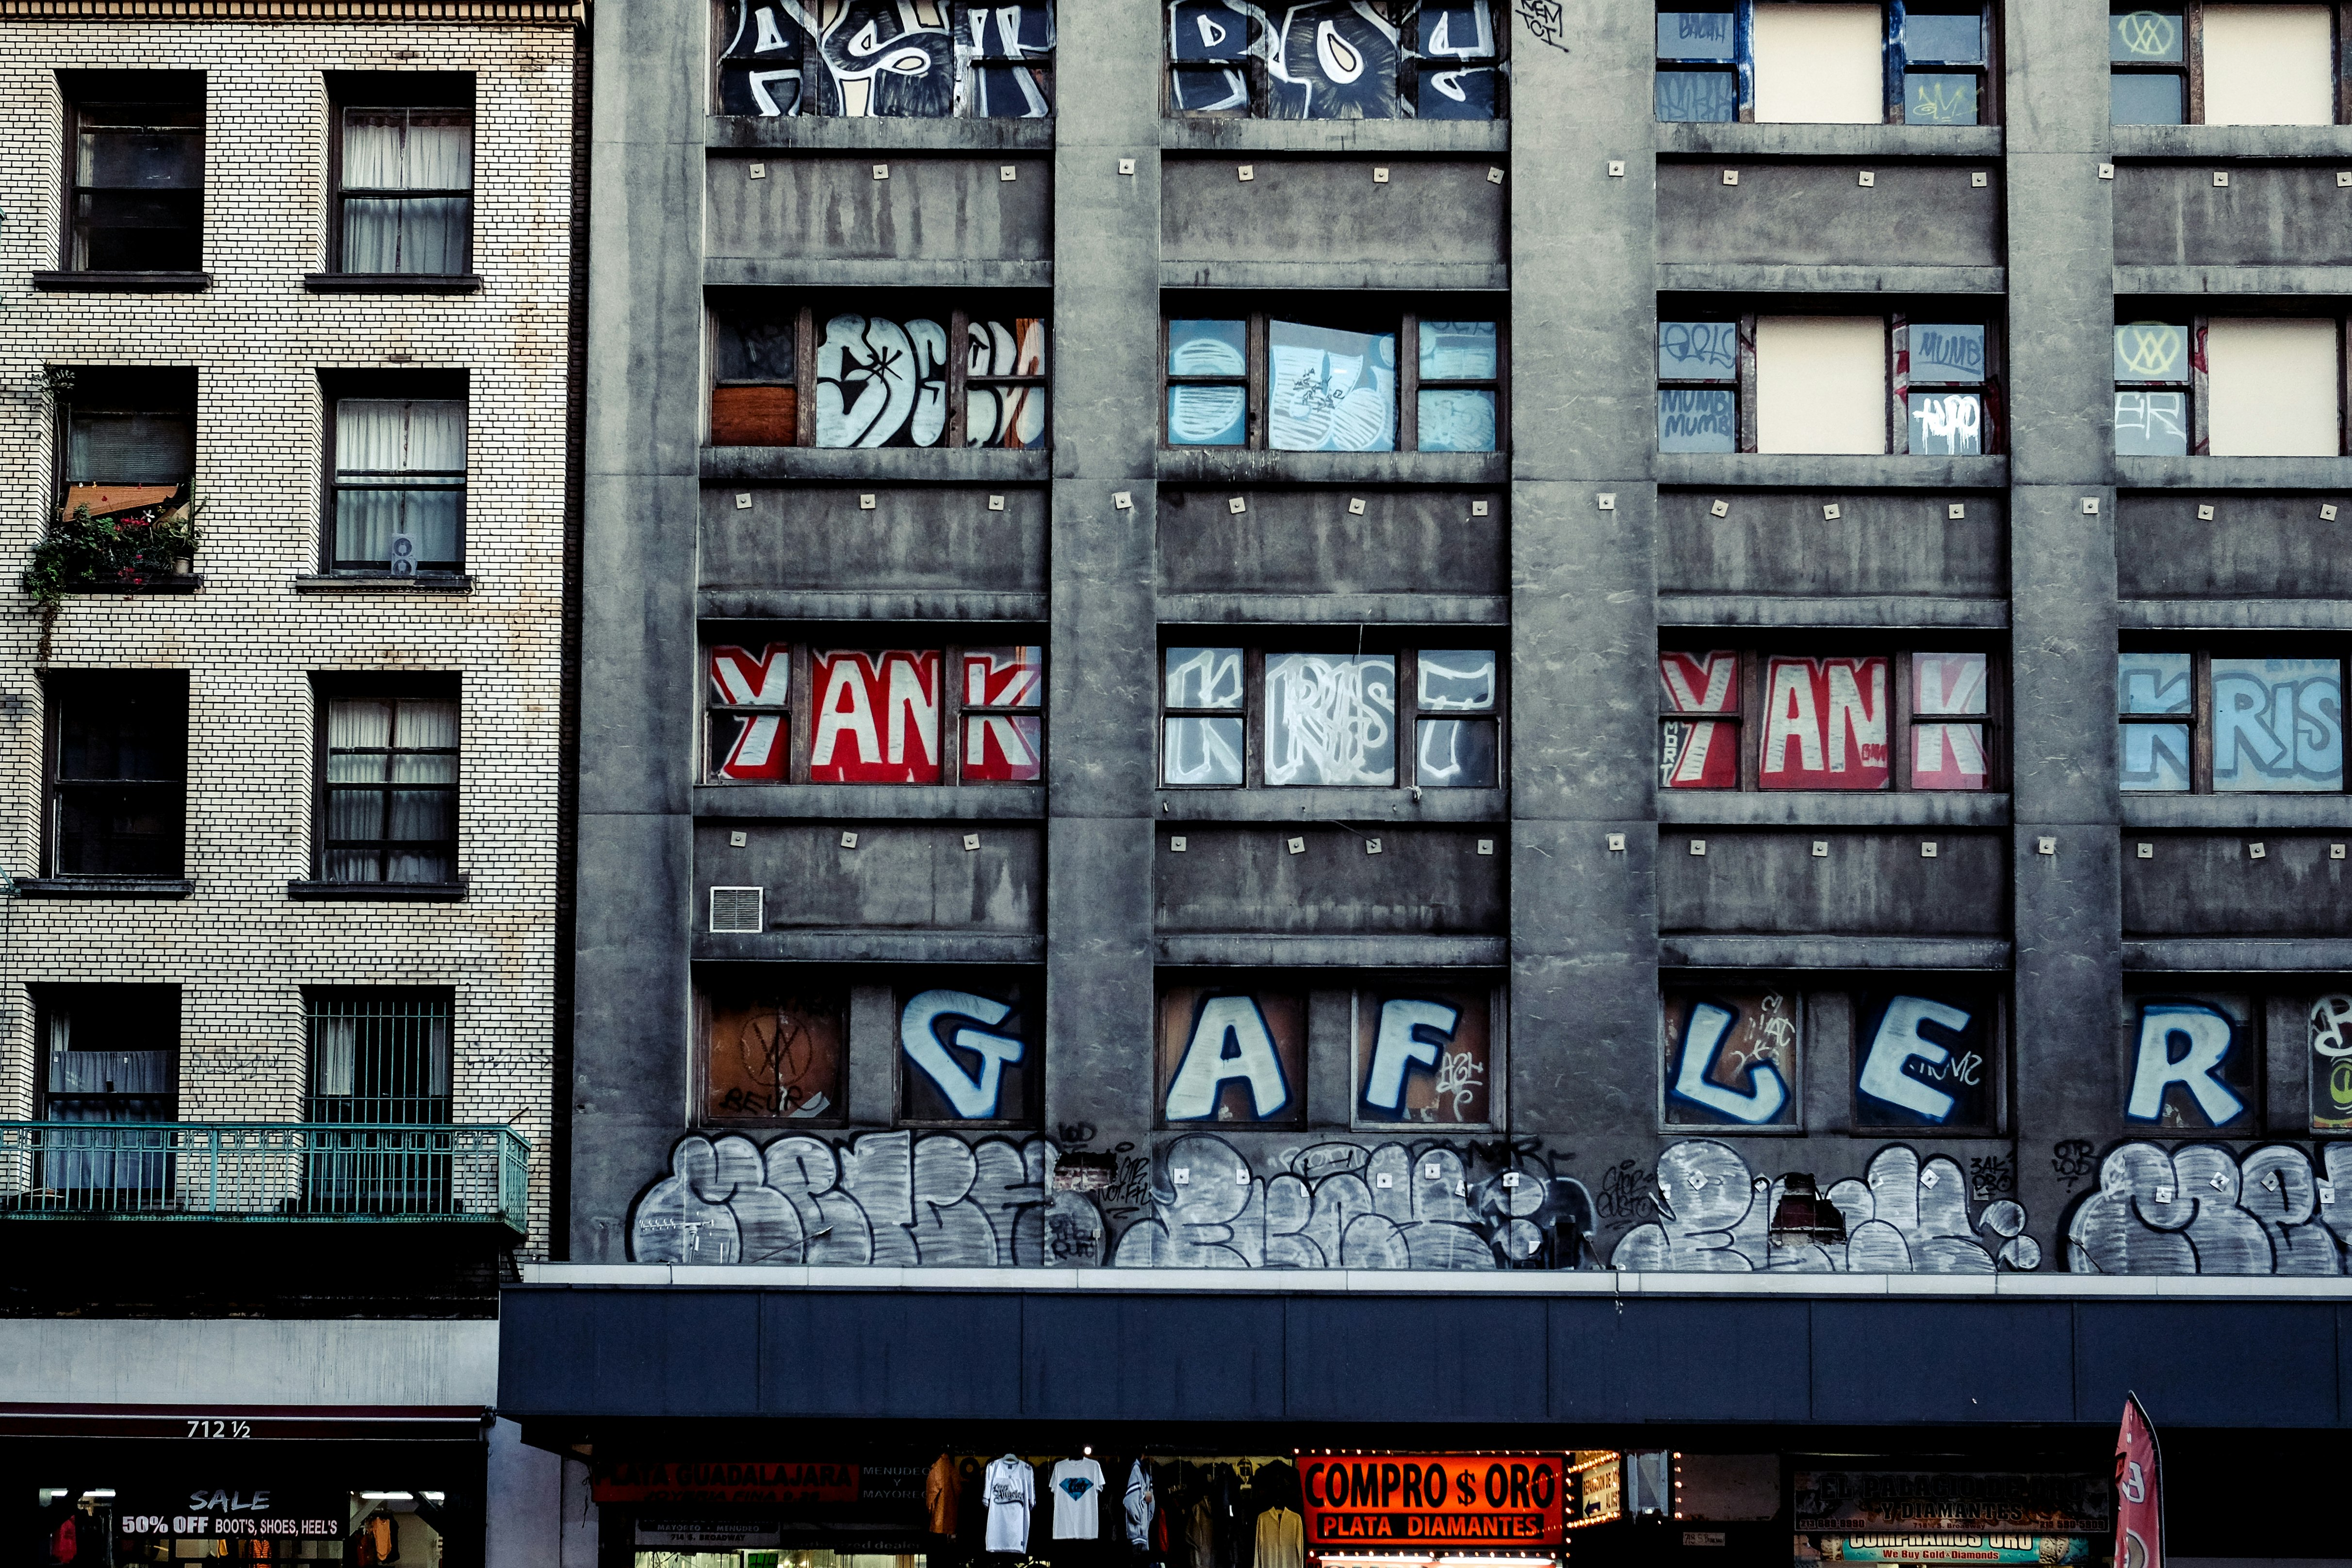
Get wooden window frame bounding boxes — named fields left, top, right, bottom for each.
left=320, top=369, right=470, bottom=575
left=53, top=365, right=197, bottom=510
left=2117, top=641, right=2351, bottom=794
left=1158, top=637, right=1505, bottom=791
left=58, top=70, right=206, bottom=273
left=1661, top=308, right=2006, bottom=455
left=2109, top=1, right=2352, bottom=124
left=325, top=75, right=476, bottom=277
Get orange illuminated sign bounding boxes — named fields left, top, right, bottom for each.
left=1303, top=1455, right=1566, bottom=1548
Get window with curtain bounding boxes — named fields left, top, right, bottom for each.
left=306, top=991, right=451, bottom=1124
left=36, top=987, right=179, bottom=1202
left=337, top=105, right=472, bottom=275
left=323, top=693, right=459, bottom=883
left=330, top=395, right=466, bottom=572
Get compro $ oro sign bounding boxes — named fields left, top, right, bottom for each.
left=1304, top=1455, right=1566, bottom=1548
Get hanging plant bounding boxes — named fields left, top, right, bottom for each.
left=21, top=487, right=203, bottom=660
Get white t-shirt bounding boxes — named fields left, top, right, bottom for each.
left=1124, top=1459, right=1156, bottom=1547
left=1050, top=1457, right=1106, bottom=1539
left=984, top=1456, right=1035, bottom=1552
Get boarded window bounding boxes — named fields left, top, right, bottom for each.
left=2125, top=993, right=2257, bottom=1130
left=1158, top=986, right=1307, bottom=1125
left=1664, top=988, right=1800, bottom=1127
left=1751, top=4, right=1883, bottom=123
left=1756, top=316, right=1888, bottom=454
left=1355, top=989, right=1493, bottom=1125
left=1853, top=991, right=1996, bottom=1129
left=1760, top=655, right=1892, bottom=789
left=898, top=981, right=1040, bottom=1124
left=2201, top=4, right=2334, bottom=127
left=809, top=650, right=943, bottom=782
left=2205, top=318, right=2340, bottom=458
left=702, top=985, right=845, bottom=1123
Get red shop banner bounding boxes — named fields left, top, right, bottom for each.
left=1304, top=1455, right=1566, bottom=1548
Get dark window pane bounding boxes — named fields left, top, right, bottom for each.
left=57, top=786, right=184, bottom=876
left=60, top=687, right=185, bottom=781
left=1906, top=71, right=1979, bottom=123
left=1656, top=67, right=1737, bottom=120
left=1417, top=64, right=1499, bottom=119
left=73, top=191, right=202, bottom=271
left=2110, top=8, right=2184, bottom=61
left=1903, top=11, right=1983, bottom=62
left=77, top=127, right=202, bottom=189
left=1171, top=0, right=1254, bottom=60
left=66, top=410, right=195, bottom=487
left=1171, top=64, right=1249, bottom=112
left=1660, top=389, right=1737, bottom=452
left=2111, top=70, right=2184, bottom=124
left=1657, top=11, right=1736, bottom=58
left=1416, top=718, right=1497, bottom=786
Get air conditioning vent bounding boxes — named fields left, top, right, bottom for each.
left=708, top=885, right=764, bottom=933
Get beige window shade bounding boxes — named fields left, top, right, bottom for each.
left=2205, top=318, right=2340, bottom=456
left=1757, top=315, right=1889, bottom=454
left=2203, top=6, right=2334, bottom=126
left=1753, top=4, right=1883, bottom=124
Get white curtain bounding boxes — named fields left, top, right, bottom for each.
left=386, top=699, right=458, bottom=883
left=342, top=109, right=473, bottom=274
left=334, top=399, right=465, bottom=568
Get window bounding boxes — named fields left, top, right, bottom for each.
left=61, top=71, right=203, bottom=272
left=1169, top=0, right=1502, bottom=119
left=2307, top=993, right=2352, bottom=1133
left=1663, top=985, right=1800, bottom=1127
left=1853, top=988, right=2001, bottom=1131
left=34, top=987, right=179, bottom=1203
left=326, top=375, right=467, bottom=573
left=1659, top=647, right=1998, bottom=791
left=1353, top=985, right=1499, bottom=1127
left=46, top=672, right=188, bottom=877
left=2111, top=4, right=2336, bottom=125
left=1161, top=642, right=1500, bottom=788
left=705, top=636, right=1045, bottom=784
left=2118, top=648, right=2344, bottom=793
left=707, top=295, right=1047, bottom=448
left=1164, top=307, right=1503, bottom=452
left=699, top=980, right=846, bottom=1124
left=1659, top=310, right=2002, bottom=455
left=2125, top=990, right=2258, bottom=1130
left=717, top=0, right=1054, bottom=117
left=898, top=977, right=1040, bottom=1125
left=319, top=683, right=460, bottom=883
left=56, top=366, right=196, bottom=513
left=304, top=990, right=453, bottom=1216
left=2115, top=316, right=2344, bottom=458
left=1158, top=983, right=1307, bottom=1126
left=330, top=76, right=473, bottom=275
left=1658, top=3, right=1992, bottom=124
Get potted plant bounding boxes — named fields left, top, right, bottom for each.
left=21, top=483, right=203, bottom=656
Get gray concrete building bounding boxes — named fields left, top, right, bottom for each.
left=512, top=0, right=2352, bottom=1561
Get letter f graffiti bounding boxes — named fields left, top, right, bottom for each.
left=1670, top=1001, right=1788, bottom=1123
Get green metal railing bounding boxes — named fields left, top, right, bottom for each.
left=0, top=1122, right=529, bottom=1232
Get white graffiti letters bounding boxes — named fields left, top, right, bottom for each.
left=900, top=989, right=1027, bottom=1119
left=1671, top=1001, right=1790, bottom=1124
left=2126, top=1002, right=2247, bottom=1127
left=1165, top=996, right=1291, bottom=1121
left=1857, top=996, right=1974, bottom=1123
left=1364, top=998, right=1460, bottom=1112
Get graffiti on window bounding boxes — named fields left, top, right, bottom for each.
left=1269, top=321, right=1397, bottom=451
left=1356, top=991, right=1492, bottom=1124
left=1159, top=987, right=1307, bottom=1125
left=1171, top=0, right=1499, bottom=119
left=2210, top=657, right=2342, bottom=792
left=1660, top=649, right=1739, bottom=789
left=2117, top=651, right=2191, bottom=791
left=816, top=314, right=1045, bottom=449
left=899, top=984, right=1037, bottom=1122
left=709, top=643, right=790, bottom=782
left=1664, top=990, right=1798, bottom=1127
left=1264, top=653, right=1397, bottom=785
left=1855, top=992, right=1993, bottom=1128
left=961, top=646, right=1044, bottom=782
left=1911, top=651, right=1989, bottom=790
left=2124, top=995, right=2255, bottom=1130
left=2311, top=995, right=2352, bottom=1132
left=810, top=650, right=941, bottom=783
left=718, top=0, right=1053, bottom=119
left=1761, top=655, right=1889, bottom=789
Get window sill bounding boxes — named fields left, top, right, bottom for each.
left=293, top=572, right=473, bottom=593
left=32, top=270, right=211, bottom=293
left=702, top=447, right=1049, bottom=483
left=287, top=878, right=469, bottom=901
left=2121, top=796, right=2352, bottom=832
left=1657, top=791, right=2011, bottom=828
left=1160, top=119, right=1510, bottom=155
left=303, top=273, right=482, bottom=294
left=1655, top=123, right=2004, bottom=158
left=63, top=574, right=203, bottom=595
left=1156, top=448, right=1509, bottom=486
left=2109, top=125, right=2352, bottom=160
left=12, top=877, right=193, bottom=898
left=707, top=117, right=1054, bottom=152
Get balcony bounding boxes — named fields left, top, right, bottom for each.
left=0, top=1123, right=528, bottom=1234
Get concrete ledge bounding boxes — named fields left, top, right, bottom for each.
left=1653, top=453, right=2008, bottom=489
left=2118, top=597, right=2352, bottom=631
left=708, top=117, right=1056, bottom=151
left=1157, top=591, right=1508, bottom=625
left=1661, top=933, right=2012, bottom=969
left=698, top=588, right=1047, bottom=621
left=1161, top=260, right=1506, bottom=291
left=1657, top=593, right=2008, bottom=628
left=1154, top=933, right=1507, bottom=967
left=1656, top=123, right=2003, bottom=158
left=0, top=1317, right=498, bottom=1406
left=2111, top=125, right=2352, bottom=159
left=1658, top=263, right=2005, bottom=295
left=1158, top=448, right=1507, bottom=486
left=691, top=782, right=1045, bottom=819
left=2125, top=938, right=2352, bottom=971
left=12, top=877, right=193, bottom=899
left=697, top=929, right=1045, bottom=963
left=1154, top=787, right=1504, bottom=823
left=293, top=572, right=473, bottom=592
left=2121, top=797, right=2352, bottom=831
left=704, top=447, right=1050, bottom=482
left=705, top=257, right=1051, bottom=289
left=2115, top=456, right=2352, bottom=488
left=2115, top=265, right=2352, bottom=297
left=1657, top=792, right=2011, bottom=828
left=1160, top=120, right=1509, bottom=154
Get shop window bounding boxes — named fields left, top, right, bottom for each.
left=1660, top=311, right=2002, bottom=455
left=326, top=373, right=468, bottom=573
left=1353, top=985, right=1499, bottom=1127
left=699, top=980, right=847, bottom=1124
left=717, top=0, right=1053, bottom=117
left=1663, top=985, right=1801, bottom=1128
left=2117, top=648, right=2345, bottom=793
left=2125, top=991, right=2259, bottom=1130
left=1157, top=983, right=1307, bottom=1126
left=2111, top=3, right=2337, bottom=125
left=46, top=670, right=188, bottom=877
left=1659, top=647, right=1998, bottom=791
left=317, top=680, right=461, bottom=884
left=56, top=365, right=196, bottom=513
left=705, top=635, right=1044, bottom=784
left=898, top=976, right=1041, bottom=1125
left=329, top=74, right=474, bottom=275
left=1161, top=641, right=1500, bottom=789
left=1165, top=307, right=1504, bottom=453
left=94, top=1487, right=445, bottom=1564
left=60, top=70, right=204, bottom=272
left=1169, top=0, right=1503, bottom=119
left=1659, top=2, right=1992, bottom=124
left=34, top=986, right=179, bottom=1202
left=707, top=294, right=1047, bottom=449
left=2115, top=316, right=2344, bottom=458
left=1853, top=988, right=2001, bottom=1131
